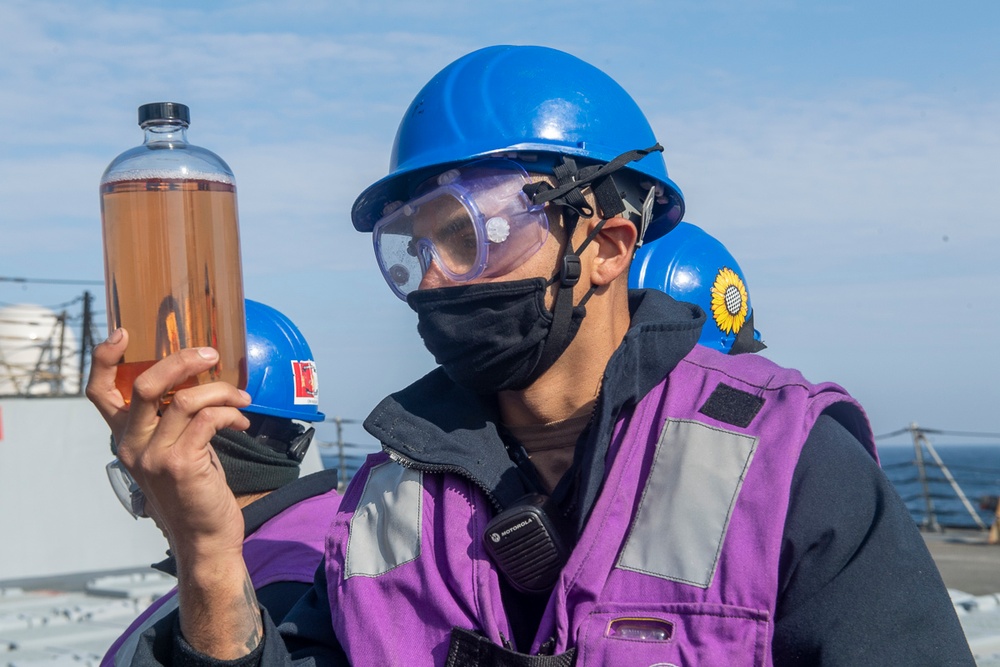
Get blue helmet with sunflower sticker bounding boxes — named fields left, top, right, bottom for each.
left=629, top=221, right=765, bottom=354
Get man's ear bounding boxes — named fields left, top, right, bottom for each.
left=588, top=216, right=638, bottom=286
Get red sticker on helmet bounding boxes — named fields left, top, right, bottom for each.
left=292, top=360, right=319, bottom=405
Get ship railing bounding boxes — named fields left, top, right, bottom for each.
left=878, top=423, right=1000, bottom=533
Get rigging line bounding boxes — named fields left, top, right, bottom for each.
left=46, top=297, right=85, bottom=310
left=0, top=298, right=88, bottom=312
left=875, top=427, right=1000, bottom=440
left=874, top=428, right=911, bottom=439
left=931, top=430, right=1000, bottom=439
left=0, top=276, right=104, bottom=286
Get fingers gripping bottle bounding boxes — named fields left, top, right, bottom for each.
left=100, top=102, right=247, bottom=403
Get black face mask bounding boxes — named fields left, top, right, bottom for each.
left=407, top=278, right=586, bottom=394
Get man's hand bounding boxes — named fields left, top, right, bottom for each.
left=86, top=329, right=264, bottom=659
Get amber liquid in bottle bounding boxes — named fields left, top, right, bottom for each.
left=100, top=177, right=248, bottom=403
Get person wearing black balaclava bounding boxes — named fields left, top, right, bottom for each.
left=87, top=46, right=972, bottom=667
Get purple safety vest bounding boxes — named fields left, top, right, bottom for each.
left=325, top=345, right=875, bottom=666
left=102, top=485, right=340, bottom=667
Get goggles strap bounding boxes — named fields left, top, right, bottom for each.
left=550, top=158, right=594, bottom=220
left=522, top=144, right=663, bottom=221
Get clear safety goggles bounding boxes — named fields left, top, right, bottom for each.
left=372, top=159, right=550, bottom=299
left=106, top=458, right=147, bottom=519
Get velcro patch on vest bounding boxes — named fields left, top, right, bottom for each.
left=698, top=383, right=764, bottom=428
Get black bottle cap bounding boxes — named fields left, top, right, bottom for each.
left=138, top=102, right=190, bottom=127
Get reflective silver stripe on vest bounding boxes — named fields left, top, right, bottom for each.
left=617, top=419, right=758, bottom=588
left=345, top=461, right=423, bottom=578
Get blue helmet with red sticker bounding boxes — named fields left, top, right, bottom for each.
left=244, top=299, right=325, bottom=422
left=629, top=222, right=765, bottom=355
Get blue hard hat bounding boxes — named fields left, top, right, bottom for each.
left=243, top=299, right=325, bottom=422
left=629, top=222, right=765, bottom=354
left=352, top=45, right=684, bottom=239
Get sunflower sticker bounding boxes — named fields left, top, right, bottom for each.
left=710, top=267, right=749, bottom=334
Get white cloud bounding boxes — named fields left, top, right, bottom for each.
left=650, top=88, right=1000, bottom=270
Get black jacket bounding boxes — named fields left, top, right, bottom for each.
left=163, top=291, right=972, bottom=666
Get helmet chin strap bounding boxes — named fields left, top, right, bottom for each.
left=523, top=146, right=662, bottom=376
left=533, top=216, right=606, bottom=375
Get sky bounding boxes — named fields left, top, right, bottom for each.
left=1, top=0, right=998, bottom=451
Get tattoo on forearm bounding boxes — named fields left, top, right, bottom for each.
left=241, top=573, right=263, bottom=652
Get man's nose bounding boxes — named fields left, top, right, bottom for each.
left=418, top=258, right=450, bottom=291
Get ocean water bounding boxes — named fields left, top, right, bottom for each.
left=321, top=441, right=1000, bottom=530
left=320, top=444, right=377, bottom=485
left=879, top=443, right=1000, bottom=530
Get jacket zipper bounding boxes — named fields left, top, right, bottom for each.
left=385, top=448, right=504, bottom=512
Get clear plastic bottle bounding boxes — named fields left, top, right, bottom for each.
left=100, top=102, right=247, bottom=403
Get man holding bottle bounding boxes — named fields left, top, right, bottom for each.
left=88, top=45, right=973, bottom=666
left=99, top=300, right=338, bottom=665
